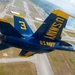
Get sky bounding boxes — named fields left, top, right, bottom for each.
left=47, top=0, right=75, bottom=15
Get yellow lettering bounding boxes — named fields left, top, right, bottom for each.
left=45, top=29, right=58, bottom=40
left=19, top=21, right=26, bottom=30
left=44, top=35, right=55, bottom=40
left=46, top=30, right=57, bottom=36
left=40, top=41, right=43, bottom=45
left=56, top=17, right=64, bottom=23
left=43, top=41, right=46, bottom=45
left=50, top=26, right=59, bottom=31
left=44, top=17, right=64, bottom=40
left=46, top=42, right=49, bottom=46
left=49, top=43, right=53, bottom=46
left=62, top=46, right=68, bottom=48
left=40, top=41, right=55, bottom=46
left=52, top=22, right=62, bottom=28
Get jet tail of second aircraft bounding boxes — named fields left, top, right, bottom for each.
left=0, top=19, right=23, bottom=38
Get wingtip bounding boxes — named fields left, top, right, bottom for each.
left=52, top=9, right=69, bottom=19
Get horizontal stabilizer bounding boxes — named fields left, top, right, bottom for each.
left=19, top=49, right=35, bottom=57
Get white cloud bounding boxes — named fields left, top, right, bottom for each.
left=69, top=0, right=75, bottom=3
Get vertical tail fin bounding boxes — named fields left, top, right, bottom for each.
left=14, top=14, right=33, bottom=37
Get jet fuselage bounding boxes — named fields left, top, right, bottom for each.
left=3, top=35, right=74, bottom=53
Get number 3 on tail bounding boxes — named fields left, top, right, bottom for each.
left=19, top=21, right=26, bottom=30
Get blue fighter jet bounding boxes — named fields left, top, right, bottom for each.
left=0, top=9, right=75, bottom=57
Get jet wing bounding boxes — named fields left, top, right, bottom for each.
left=32, top=9, right=69, bottom=41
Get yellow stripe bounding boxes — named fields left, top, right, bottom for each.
left=19, top=51, right=35, bottom=57
left=25, top=51, right=35, bottom=57
left=0, top=18, right=8, bottom=23
left=14, top=14, right=24, bottom=18
left=52, top=9, right=69, bottom=19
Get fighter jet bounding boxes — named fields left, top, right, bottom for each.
left=0, top=9, right=75, bottom=57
